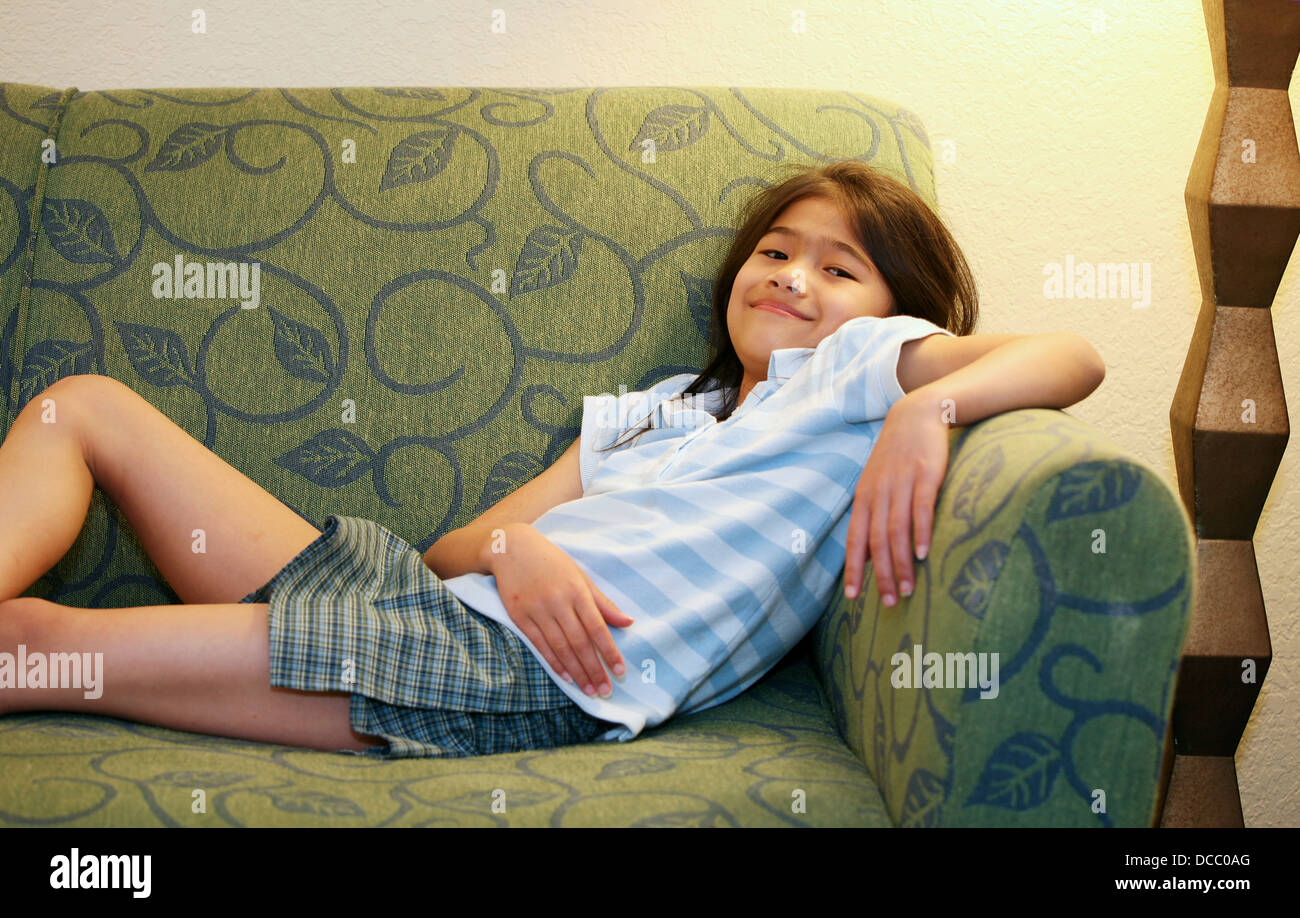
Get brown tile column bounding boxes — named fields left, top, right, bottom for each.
left=1163, top=0, right=1300, bottom=826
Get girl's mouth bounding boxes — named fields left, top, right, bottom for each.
left=751, top=300, right=811, bottom=320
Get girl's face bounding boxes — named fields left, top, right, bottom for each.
left=725, top=195, right=896, bottom=394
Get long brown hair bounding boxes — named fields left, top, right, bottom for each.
left=595, top=157, right=979, bottom=453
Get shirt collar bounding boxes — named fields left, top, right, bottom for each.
left=767, top=345, right=815, bottom=382
left=728, top=346, right=815, bottom=413
left=678, top=346, right=815, bottom=419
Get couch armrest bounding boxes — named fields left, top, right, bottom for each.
left=811, top=408, right=1196, bottom=826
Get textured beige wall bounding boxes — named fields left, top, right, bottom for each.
left=1, top=0, right=1296, bottom=828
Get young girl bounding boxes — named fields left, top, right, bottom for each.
left=0, top=159, right=1103, bottom=759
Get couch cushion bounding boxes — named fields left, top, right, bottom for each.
left=0, top=652, right=890, bottom=826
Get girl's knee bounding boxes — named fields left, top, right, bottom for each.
left=0, top=596, right=54, bottom=649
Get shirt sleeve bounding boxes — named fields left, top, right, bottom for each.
left=579, top=372, right=697, bottom=491
left=815, top=314, right=957, bottom=424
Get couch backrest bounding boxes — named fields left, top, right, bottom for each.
left=0, top=82, right=936, bottom=606
left=0, top=84, right=66, bottom=443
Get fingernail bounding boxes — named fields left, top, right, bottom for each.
left=916, top=544, right=929, bottom=560
left=584, top=684, right=596, bottom=696
left=845, top=584, right=858, bottom=599
left=882, top=594, right=896, bottom=607
left=599, top=683, right=612, bottom=697
left=901, top=581, right=913, bottom=596
left=613, top=662, right=625, bottom=676
left=562, top=672, right=573, bottom=683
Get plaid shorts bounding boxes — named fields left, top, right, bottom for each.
left=237, top=514, right=618, bottom=759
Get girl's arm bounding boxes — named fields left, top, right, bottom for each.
left=845, top=332, right=1106, bottom=607
left=424, top=438, right=584, bottom=579
left=898, top=331, right=1105, bottom=422
left=896, top=331, right=1025, bottom=395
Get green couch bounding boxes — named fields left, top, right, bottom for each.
left=0, top=82, right=1194, bottom=827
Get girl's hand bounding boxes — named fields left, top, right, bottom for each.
left=844, top=394, right=951, bottom=607
left=487, top=523, right=633, bottom=698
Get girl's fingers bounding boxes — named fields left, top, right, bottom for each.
left=888, top=476, right=916, bottom=598
left=550, top=600, right=607, bottom=695
left=590, top=580, right=635, bottom=627
left=844, top=492, right=871, bottom=599
left=585, top=586, right=629, bottom=677
left=912, top=476, right=937, bottom=563
left=518, top=620, right=563, bottom=677
left=868, top=487, right=896, bottom=606
left=574, top=593, right=620, bottom=689
left=537, top=616, right=590, bottom=695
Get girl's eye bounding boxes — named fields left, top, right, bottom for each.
left=759, top=250, right=855, bottom=280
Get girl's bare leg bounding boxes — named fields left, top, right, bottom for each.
left=0, top=374, right=386, bottom=751
left=0, top=378, right=96, bottom=602
left=0, top=373, right=324, bottom=605
left=0, top=596, right=386, bottom=753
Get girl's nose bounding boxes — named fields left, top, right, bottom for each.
left=770, top=267, right=805, bottom=294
